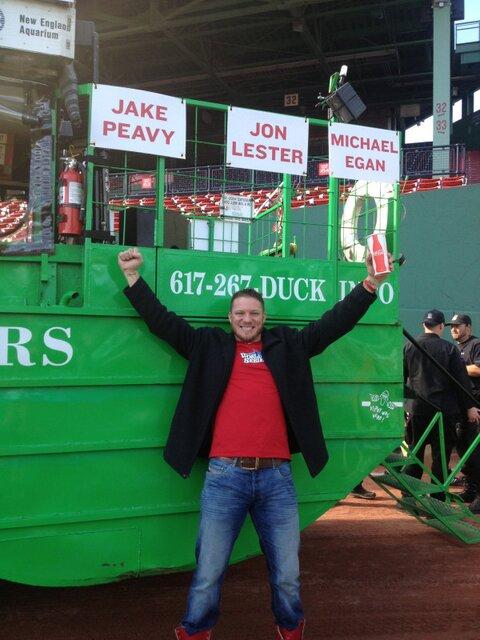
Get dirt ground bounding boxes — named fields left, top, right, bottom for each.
left=2, top=476, right=480, bottom=640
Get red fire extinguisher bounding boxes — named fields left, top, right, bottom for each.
left=58, top=155, right=84, bottom=238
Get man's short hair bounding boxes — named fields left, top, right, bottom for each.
left=230, top=288, right=265, bottom=310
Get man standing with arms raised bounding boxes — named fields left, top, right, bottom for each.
left=118, top=247, right=392, bottom=640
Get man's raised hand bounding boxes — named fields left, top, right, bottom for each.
left=118, top=248, right=143, bottom=286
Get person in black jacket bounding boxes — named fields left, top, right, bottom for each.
left=118, top=247, right=392, bottom=640
left=403, top=310, right=480, bottom=496
left=449, top=314, right=480, bottom=513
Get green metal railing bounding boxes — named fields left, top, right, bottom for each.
left=78, top=85, right=400, bottom=270
left=373, top=412, right=480, bottom=544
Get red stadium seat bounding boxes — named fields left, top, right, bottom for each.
left=417, top=178, right=440, bottom=191
left=400, top=179, right=418, bottom=194
left=441, top=176, right=465, bottom=188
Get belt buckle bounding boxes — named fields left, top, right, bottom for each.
left=241, top=457, right=259, bottom=470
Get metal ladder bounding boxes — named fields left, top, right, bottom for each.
left=372, top=412, right=480, bottom=544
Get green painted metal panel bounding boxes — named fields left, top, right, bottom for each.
left=0, top=252, right=403, bottom=586
left=399, top=184, right=480, bottom=334
left=84, top=243, right=157, bottom=311
left=0, top=436, right=401, bottom=586
left=0, top=87, right=404, bottom=586
left=0, top=528, right=141, bottom=586
left=156, top=249, right=336, bottom=320
left=0, top=300, right=400, bottom=389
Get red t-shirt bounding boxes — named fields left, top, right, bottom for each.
left=209, top=341, right=290, bottom=459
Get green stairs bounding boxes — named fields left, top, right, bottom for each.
left=371, top=451, right=480, bottom=544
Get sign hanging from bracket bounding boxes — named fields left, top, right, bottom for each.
left=220, top=193, right=253, bottom=223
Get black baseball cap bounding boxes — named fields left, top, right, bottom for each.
left=447, top=313, right=472, bottom=326
left=422, top=309, right=445, bottom=327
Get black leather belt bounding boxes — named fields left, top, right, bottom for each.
left=217, top=457, right=287, bottom=470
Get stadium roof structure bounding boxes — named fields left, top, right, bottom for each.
left=75, top=0, right=474, bottom=128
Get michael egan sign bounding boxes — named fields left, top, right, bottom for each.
left=329, top=122, right=400, bottom=183
left=89, top=84, right=186, bottom=158
left=226, top=107, right=308, bottom=175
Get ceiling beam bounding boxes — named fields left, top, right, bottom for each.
left=126, top=35, right=431, bottom=91
left=98, top=0, right=335, bottom=41
left=308, top=0, right=424, bottom=20
left=160, top=28, right=242, bottom=102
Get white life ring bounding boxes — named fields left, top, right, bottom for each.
left=340, top=180, right=394, bottom=262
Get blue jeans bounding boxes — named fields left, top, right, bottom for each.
left=181, top=458, right=304, bottom=634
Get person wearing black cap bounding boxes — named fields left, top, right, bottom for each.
left=403, top=310, right=480, bottom=495
left=449, top=314, right=480, bottom=514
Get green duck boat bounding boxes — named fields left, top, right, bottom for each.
left=0, top=83, right=403, bottom=586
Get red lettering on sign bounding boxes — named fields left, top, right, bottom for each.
left=256, top=144, right=267, bottom=159
left=230, top=141, right=303, bottom=164
left=103, top=121, right=116, bottom=135
left=291, top=149, right=303, bottom=164
left=118, top=122, right=129, bottom=138
left=101, top=120, right=174, bottom=143
left=110, top=98, right=169, bottom=120
left=147, top=128, right=158, bottom=142
left=345, top=155, right=386, bottom=172
left=132, top=125, right=145, bottom=141
left=124, top=101, right=139, bottom=117
left=162, top=130, right=174, bottom=144
left=360, top=137, right=370, bottom=150
left=156, top=105, right=168, bottom=121
left=332, top=133, right=397, bottom=154
left=270, top=146, right=280, bottom=160
left=111, top=99, right=125, bottom=114
left=244, top=143, right=255, bottom=158
left=250, top=122, right=287, bottom=139
left=140, top=103, right=154, bottom=118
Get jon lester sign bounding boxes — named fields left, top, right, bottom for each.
left=329, top=122, right=400, bottom=183
left=89, top=85, right=186, bottom=158
left=226, top=107, right=308, bottom=175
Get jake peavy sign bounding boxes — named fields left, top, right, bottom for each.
left=328, top=122, right=400, bottom=184
left=226, top=106, right=309, bottom=176
left=89, top=85, right=186, bottom=158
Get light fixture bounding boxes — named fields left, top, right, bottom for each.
left=324, top=83, right=366, bottom=123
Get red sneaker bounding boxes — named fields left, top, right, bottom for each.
left=276, top=619, right=305, bottom=639
left=174, top=626, right=212, bottom=639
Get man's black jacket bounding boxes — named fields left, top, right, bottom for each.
left=125, top=278, right=376, bottom=478
left=404, top=333, right=472, bottom=416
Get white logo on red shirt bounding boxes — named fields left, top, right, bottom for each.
left=240, top=351, right=263, bottom=364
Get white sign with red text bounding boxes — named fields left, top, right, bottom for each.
left=226, top=107, right=308, bottom=175
left=329, top=122, right=400, bottom=183
left=89, top=84, right=186, bottom=158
